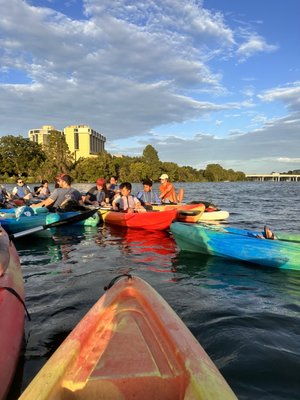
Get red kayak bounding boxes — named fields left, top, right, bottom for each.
left=99, top=208, right=178, bottom=230
left=0, top=227, right=25, bottom=399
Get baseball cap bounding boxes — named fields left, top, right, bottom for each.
left=96, top=178, right=106, bottom=186
left=56, top=173, right=66, bottom=180
left=159, top=174, right=169, bottom=180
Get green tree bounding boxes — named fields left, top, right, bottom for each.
left=142, top=145, right=159, bottom=163
left=204, top=164, right=226, bottom=181
left=0, top=135, right=46, bottom=177
left=141, top=145, right=161, bottom=180
left=73, top=152, right=117, bottom=182
left=43, top=130, right=73, bottom=177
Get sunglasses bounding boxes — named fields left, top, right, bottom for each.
left=17, top=181, right=24, bottom=183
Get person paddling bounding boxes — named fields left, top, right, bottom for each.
left=32, top=174, right=83, bottom=211
left=83, top=178, right=110, bottom=206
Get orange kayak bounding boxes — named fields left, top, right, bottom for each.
left=0, top=227, right=24, bottom=399
left=19, top=275, right=237, bottom=400
left=153, top=203, right=206, bottom=223
left=152, top=203, right=204, bottom=212
left=99, top=208, right=177, bottom=230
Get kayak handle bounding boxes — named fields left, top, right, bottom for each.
left=104, top=274, right=132, bottom=291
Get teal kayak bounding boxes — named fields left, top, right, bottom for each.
left=170, top=222, right=300, bottom=271
left=219, top=225, right=300, bottom=244
left=0, top=206, right=100, bottom=234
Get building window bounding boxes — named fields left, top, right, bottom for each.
left=74, top=131, right=79, bottom=150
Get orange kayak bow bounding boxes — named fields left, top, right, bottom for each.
left=20, top=275, right=237, bottom=400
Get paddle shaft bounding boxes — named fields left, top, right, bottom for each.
left=10, top=209, right=97, bottom=240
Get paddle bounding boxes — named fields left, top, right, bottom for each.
left=177, top=209, right=202, bottom=216
left=9, top=209, right=98, bottom=240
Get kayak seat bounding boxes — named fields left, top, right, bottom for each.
left=15, top=206, right=35, bottom=219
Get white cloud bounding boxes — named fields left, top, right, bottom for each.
left=237, top=34, right=278, bottom=61
left=258, top=82, right=300, bottom=110
left=278, top=157, right=300, bottom=163
left=0, top=0, right=298, bottom=174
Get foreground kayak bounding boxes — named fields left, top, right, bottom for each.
left=0, top=207, right=100, bottom=234
left=171, top=222, right=300, bottom=271
left=19, top=275, right=237, bottom=400
left=99, top=208, right=178, bottom=230
left=0, top=227, right=24, bottom=399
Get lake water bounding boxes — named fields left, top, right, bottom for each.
left=7, top=182, right=300, bottom=399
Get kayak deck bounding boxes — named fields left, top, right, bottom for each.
left=20, top=276, right=237, bottom=399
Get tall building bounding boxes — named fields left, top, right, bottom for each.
left=28, top=124, right=106, bottom=160
left=28, top=125, right=62, bottom=146
left=64, top=125, right=106, bottom=161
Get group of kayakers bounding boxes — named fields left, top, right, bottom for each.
left=0, top=173, right=184, bottom=213
left=0, top=178, right=50, bottom=208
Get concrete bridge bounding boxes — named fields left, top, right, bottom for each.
left=246, top=173, right=300, bottom=182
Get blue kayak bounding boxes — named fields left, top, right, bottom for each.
left=0, top=206, right=100, bottom=234
left=220, top=225, right=300, bottom=244
left=170, top=222, right=300, bottom=271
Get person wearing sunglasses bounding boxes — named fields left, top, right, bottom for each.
left=11, top=179, right=33, bottom=200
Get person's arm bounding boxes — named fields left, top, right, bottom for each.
left=154, top=191, right=161, bottom=204
left=112, top=194, right=121, bottom=210
left=134, top=197, right=146, bottom=212
left=32, top=189, right=57, bottom=208
left=159, top=182, right=173, bottom=199
left=82, top=193, right=92, bottom=204
left=73, top=189, right=84, bottom=206
left=136, top=191, right=147, bottom=206
left=31, top=196, right=54, bottom=208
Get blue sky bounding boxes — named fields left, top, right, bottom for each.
left=1, top=0, right=299, bottom=173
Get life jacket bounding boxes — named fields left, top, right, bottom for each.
left=92, top=190, right=106, bottom=203
left=14, top=185, right=31, bottom=199
left=116, top=195, right=136, bottom=211
left=137, top=190, right=157, bottom=204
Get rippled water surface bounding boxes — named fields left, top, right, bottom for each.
left=8, top=182, right=300, bottom=399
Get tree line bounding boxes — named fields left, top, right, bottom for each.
left=0, top=133, right=246, bottom=183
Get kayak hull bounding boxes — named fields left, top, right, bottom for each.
left=170, top=222, right=300, bottom=271
left=99, top=209, right=177, bottom=230
left=152, top=204, right=229, bottom=222
left=0, top=209, right=100, bottom=234
left=199, top=210, right=229, bottom=221
left=0, top=228, right=24, bottom=399
left=19, top=276, right=237, bottom=400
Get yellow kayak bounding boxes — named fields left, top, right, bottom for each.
left=19, top=275, right=237, bottom=400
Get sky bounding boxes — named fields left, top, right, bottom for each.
left=0, top=0, right=300, bottom=174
